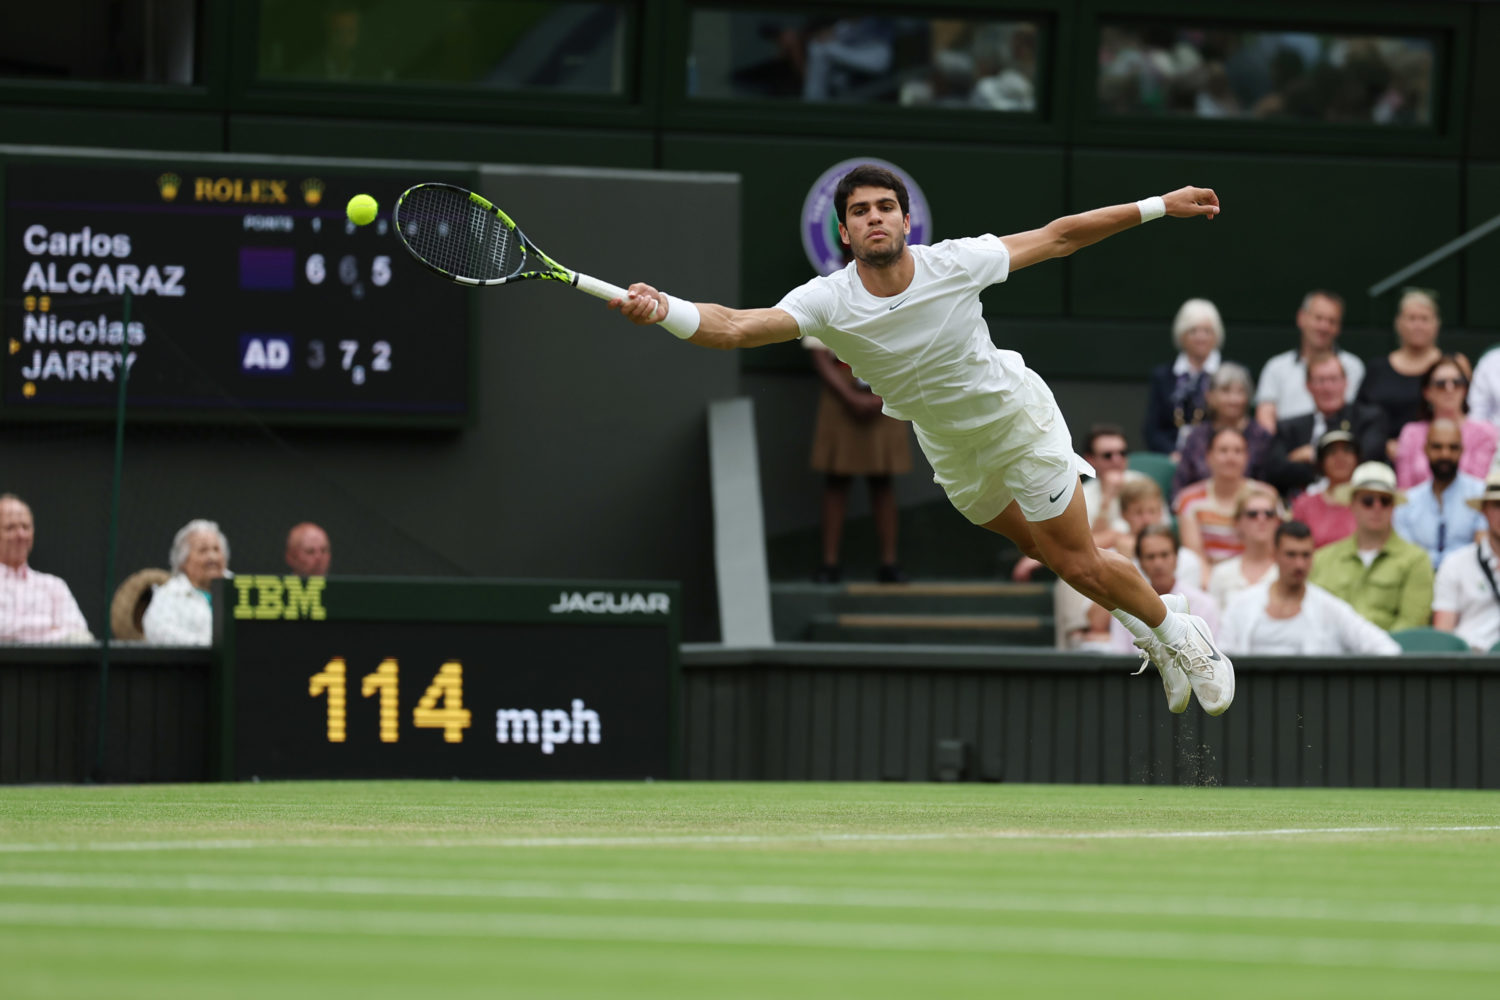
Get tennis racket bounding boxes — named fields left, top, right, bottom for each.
left=391, top=183, right=629, bottom=300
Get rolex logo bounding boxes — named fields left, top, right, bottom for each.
left=301, top=177, right=325, bottom=206
left=158, top=173, right=181, bottom=201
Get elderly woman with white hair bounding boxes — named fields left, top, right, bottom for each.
left=141, top=519, right=230, bottom=645
left=1144, top=298, right=1226, bottom=456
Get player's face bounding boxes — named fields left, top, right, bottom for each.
left=182, top=530, right=228, bottom=591
left=1137, top=535, right=1177, bottom=592
left=1352, top=489, right=1395, bottom=535
left=1297, top=295, right=1343, bottom=349
left=839, top=186, right=909, bottom=268
left=287, top=528, right=331, bottom=576
left=1275, top=536, right=1315, bottom=587
left=1307, top=359, right=1347, bottom=413
left=0, top=499, right=34, bottom=569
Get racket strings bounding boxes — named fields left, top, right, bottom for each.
left=397, top=187, right=526, bottom=282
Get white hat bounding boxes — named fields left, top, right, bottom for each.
left=1333, top=461, right=1406, bottom=506
left=1465, top=471, right=1500, bottom=512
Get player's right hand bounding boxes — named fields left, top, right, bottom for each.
left=609, top=282, right=667, bottom=326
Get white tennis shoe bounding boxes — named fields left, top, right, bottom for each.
left=1130, top=594, right=1192, bottom=714
left=1166, top=613, right=1236, bottom=716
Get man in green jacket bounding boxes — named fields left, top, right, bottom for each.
left=1310, top=461, right=1434, bottom=631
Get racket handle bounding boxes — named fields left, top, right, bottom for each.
left=571, top=272, right=630, bottom=301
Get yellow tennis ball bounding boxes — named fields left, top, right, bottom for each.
left=346, top=193, right=378, bottom=226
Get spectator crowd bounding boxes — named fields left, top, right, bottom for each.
left=1066, top=286, right=1500, bottom=655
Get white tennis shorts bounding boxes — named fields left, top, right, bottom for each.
left=914, top=369, right=1090, bottom=525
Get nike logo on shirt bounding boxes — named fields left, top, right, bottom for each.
left=888, top=296, right=911, bottom=311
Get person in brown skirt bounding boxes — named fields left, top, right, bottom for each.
left=805, top=334, right=912, bottom=582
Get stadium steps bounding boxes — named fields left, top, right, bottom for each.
left=772, top=581, right=1054, bottom=646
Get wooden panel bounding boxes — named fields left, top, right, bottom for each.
left=1481, top=676, right=1500, bottom=787
left=881, top=673, right=907, bottom=781
left=856, top=671, right=883, bottom=781
left=1350, top=675, right=1379, bottom=786
left=809, top=672, right=837, bottom=779
left=1099, top=675, right=1127, bottom=784
left=978, top=676, right=1005, bottom=781
left=1404, top=676, right=1430, bottom=788
left=1326, top=675, right=1352, bottom=786
left=763, top=670, right=789, bottom=779
left=1076, top=674, right=1101, bottom=784
left=1452, top=675, right=1479, bottom=788
left=1276, top=674, right=1303, bottom=786
left=903, top=674, right=932, bottom=782
left=16, top=667, right=39, bottom=780
left=0, top=665, right=19, bottom=782
left=710, top=674, right=739, bottom=780
left=685, top=673, right=711, bottom=779
left=1300, top=675, right=1326, bottom=788
left=1250, top=673, right=1276, bottom=787
left=126, top=669, right=156, bottom=784
left=1377, top=675, right=1405, bottom=788
left=784, top=672, right=813, bottom=780
left=1053, top=676, right=1080, bottom=783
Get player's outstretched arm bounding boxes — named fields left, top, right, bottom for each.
left=608, top=283, right=801, bottom=350
left=1003, top=186, right=1219, bottom=272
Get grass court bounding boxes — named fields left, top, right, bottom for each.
left=1, top=781, right=1497, bottom=999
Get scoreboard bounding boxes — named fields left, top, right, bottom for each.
left=218, top=577, right=681, bottom=780
left=1, top=153, right=474, bottom=426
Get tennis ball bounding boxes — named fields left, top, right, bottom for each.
left=346, top=193, right=378, bottom=226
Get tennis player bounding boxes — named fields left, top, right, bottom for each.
left=609, top=164, right=1232, bottom=715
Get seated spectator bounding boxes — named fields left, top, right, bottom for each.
left=1393, top=354, right=1497, bottom=488
left=142, top=519, right=230, bottom=646
left=1254, top=290, right=1365, bottom=432
left=1468, top=346, right=1500, bottom=431
left=1358, top=288, right=1456, bottom=457
left=1432, top=472, right=1500, bottom=650
left=1264, top=352, right=1386, bottom=497
left=1394, top=419, right=1486, bottom=570
left=1309, top=462, right=1433, bottom=632
left=1170, top=363, right=1271, bottom=500
left=1176, top=427, right=1276, bottom=574
left=1289, top=430, right=1359, bottom=548
left=0, top=493, right=92, bottom=643
left=1096, top=524, right=1220, bottom=652
left=1054, top=478, right=1200, bottom=648
left=1144, top=298, right=1224, bottom=455
left=1219, top=520, right=1399, bottom=655
left=285, top=522, right=332, bottom=577
left=1209, top=487, right=1282, bottom=614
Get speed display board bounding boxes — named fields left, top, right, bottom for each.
left=218, top=577, right=681, bottom=780
left=2, top=153, right=474, bottom=425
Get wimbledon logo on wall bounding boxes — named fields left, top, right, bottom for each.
left=800, top=158, right=932, bottom=277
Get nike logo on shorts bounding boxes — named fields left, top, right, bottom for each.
left=1048, top=487, right=1067, bottom=503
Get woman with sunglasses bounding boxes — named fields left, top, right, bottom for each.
left=1359, top=289, right=1460, bottom=458
left=1209, top=485, right=1283, bottom=614
left=1392, top=354, right=1498, bottom=488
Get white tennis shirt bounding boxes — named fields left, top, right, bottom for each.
left=776, top=236, right=1022, bottom=434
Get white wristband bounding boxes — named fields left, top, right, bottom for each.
left=659, top=293, right=701, bottom=340
left=1136, top=196, right=1166, bottom=223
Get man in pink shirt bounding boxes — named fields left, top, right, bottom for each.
left=0, top=493, right=92, bottom=643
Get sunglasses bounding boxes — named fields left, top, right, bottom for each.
left=1241, top=509, right=1278, bottom=520
left=1095, top=449, right=1128, bottom=460
left=1431, top=377, right=1468, bottom=390
left=1358, top=494, right=1395, bottom=508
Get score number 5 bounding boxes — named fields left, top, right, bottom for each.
left=308, top=658, right=471, bottom=743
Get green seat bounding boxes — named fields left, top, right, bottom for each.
left=1128, top=451, right=1177, bottom=500
left=1390, top=627, right=1471, bottom=653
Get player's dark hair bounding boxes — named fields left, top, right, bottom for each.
left=834, top=165, right=910, bottom=224
left=1083, top=423, right=1127, bottom=456
left=1275, top=520, right=1313, bottom=547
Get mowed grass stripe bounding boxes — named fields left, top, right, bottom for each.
left=2, top=871, right=1498, bottom=928
left=1, top=901, right=1497, bottom=974
left=3, top=823, right=1498, bottom=853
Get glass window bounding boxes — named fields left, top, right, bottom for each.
left=1097, top=22, right=1437, bottom=126
left=256, top=1, right=627, bottom=94
left=688, top=10, right=1041, bottom=112
left=0, top=0, right=201, bottom=85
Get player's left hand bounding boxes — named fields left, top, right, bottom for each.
left=1163, top=186, right=1220, bottom=220
left=608, top=282, right=667, bottom=325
